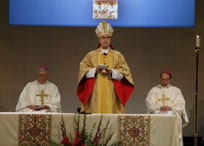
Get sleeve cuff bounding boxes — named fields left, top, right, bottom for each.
left=111, top=69, right=124, bottom=81
left=86, top=68, right=96, bottom=78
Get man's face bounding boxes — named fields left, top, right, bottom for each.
left=99, top=34, right=111, bottom=49
left=37, top=71, right=48, bottom=84
left=160, top=73, right=171, bottom=87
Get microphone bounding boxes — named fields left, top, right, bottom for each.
left=76, top=107, right=91, bottom=114
left=77, top=107, right=81, bottom=113
left=103, top=53, right=107, bottom=56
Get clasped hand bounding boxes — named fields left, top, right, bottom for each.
left=159, top=106, right=172, bottom=113
left=27, top=105, right=50, bottom=111
left=96, top=66, right=112, bottom=74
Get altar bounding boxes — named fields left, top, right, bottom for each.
left=0, top=113, right=180, bottom=146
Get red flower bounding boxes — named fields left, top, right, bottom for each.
left=73, top=130, right=82, bottom=146
left=95, top=136, right=101, bottom=145
left=74, top=137, right=81, bottom=146
left=61, top=136, right=72, bottom=145
left=75, top=130, right=80, bottom=137
left=95, top=133, right=102, bottom=145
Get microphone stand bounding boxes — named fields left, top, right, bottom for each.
left=194, top=35, right=200, bottom=146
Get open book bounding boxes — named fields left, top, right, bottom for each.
left=98, top=64, right=108, bottom=69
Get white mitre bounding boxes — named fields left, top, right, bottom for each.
left=95, top=21, right=114, bottom=38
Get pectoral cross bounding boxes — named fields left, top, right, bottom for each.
left=158, top=94, right=170, bottom=106
left=36, top=90, right=49, bottom=105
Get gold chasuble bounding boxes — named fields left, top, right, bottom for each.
left=77, top=49, right=134, bottom=114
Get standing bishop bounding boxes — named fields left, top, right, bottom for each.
left=77, top=21, right=134, bottom=114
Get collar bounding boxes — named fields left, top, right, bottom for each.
left=36, top=80, right=48, bottom=85
left=157, top=84, right=171, bottom=89
left=100, top=47, right=110, bottom=54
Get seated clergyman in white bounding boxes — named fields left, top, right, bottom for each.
left=16, top=66, right=61, bottom=112
left=145, top=70, right=189, bottom=146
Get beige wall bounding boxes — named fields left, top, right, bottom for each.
left=0, top=0, right=204, bottom=136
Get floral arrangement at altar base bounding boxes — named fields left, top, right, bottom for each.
left=50, top=114, right=121, bottom=146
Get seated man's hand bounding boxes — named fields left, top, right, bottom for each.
left=160, top=106, right=172, bottom=113
left=27, top=105, right=50, bottom=111
left=35, top=105, right=50, bottom=111
left=27, top=105, right=36, bottom=110
left=41, top=105, right=50, bottom=110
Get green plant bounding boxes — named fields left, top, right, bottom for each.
left=55, top=114, right=121, bottom=146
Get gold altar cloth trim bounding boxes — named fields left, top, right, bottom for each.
left=18, top=114, right=52, bottom=146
